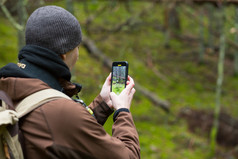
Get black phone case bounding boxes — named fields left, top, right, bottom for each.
left=111, top=61, right=129, bottom=92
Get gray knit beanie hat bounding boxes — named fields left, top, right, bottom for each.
left=25, top=5, right=82, bottom=55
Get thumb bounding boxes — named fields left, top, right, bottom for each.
left=106, top=73, right=112, bottom=85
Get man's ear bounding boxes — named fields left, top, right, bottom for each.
left=60, top=54, right=67, bottom=61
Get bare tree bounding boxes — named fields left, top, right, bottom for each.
left=209, top=4, right=226, bottom=157
left=0, top=0, right=27, bottom=50
left=66, top=0, right=74, bottom=15
left=234, top=7, right=238, bottom=76
left=163, top=1, right=180, bottom=48
left=17, top=0, right=28, bottom=50
left=198, top=7, right=205, bottom=64
left=0, top=0, right=23, bottom=31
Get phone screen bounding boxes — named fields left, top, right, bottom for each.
left=111, top=62, right=128, bottom=95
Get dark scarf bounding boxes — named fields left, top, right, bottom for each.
left=18, top=45, right=71, bottom=90
left=0, top=45, right=81, bottom=96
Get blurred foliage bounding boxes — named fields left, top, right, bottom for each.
left=0, top=18, right=17, bottom=67
left=1, top=0, right=238, bottom=158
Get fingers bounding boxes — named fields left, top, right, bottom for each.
left=131, top=88, right=136, bottom=96
left=127, top=75, right=134, bottom=84
left=103, top=73, right=111, bottom=86
left=108, top=72, right=112, bottom=81
left=107, top=72, right=111, bottom=83
left=128, top=88, right=136, bottom=100
left=110, top=76, right=136, bottom=110
left=125, top=76, right=135, bottom=92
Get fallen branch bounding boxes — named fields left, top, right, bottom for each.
left=82, top=36, right=112, bottom=68
left=82, top=36, right=170, bottom=113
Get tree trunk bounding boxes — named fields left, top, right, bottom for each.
left=234, top=7, right=238, bottom=76
left=198, top=8, right=205, bottom=64
left=207, top=3, right=215, bottom=54
left=163, top=2, right=180, bottom=48
left=209, top=4, right=226, bottom=157
left=66, top=0, right=74, bottom=15
left=17, top=0, right=27, bottom=51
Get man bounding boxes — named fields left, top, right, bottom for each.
left=0, top=5, right=140, bottom=159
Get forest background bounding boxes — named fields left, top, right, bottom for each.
left=0, top=0, right=238, bottom=159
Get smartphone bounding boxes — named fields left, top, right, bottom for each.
left=111, top=61, right=129, bottom=95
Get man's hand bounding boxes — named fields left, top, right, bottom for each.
left=110, top=76, right=136, bottom=110
left=100, top=73, right=113, bottom=109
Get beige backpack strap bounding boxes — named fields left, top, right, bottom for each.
left=16, top=89, right=71, bottom=118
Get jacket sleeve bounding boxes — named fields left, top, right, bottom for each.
left=88, top=95, right=114, bottom=125
left=44, top=98, right=140, bottom=159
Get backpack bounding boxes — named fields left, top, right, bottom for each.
left=0, top=89, right=71, bottom=159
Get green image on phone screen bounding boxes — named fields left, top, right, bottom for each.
left=112, top=65, right=127, bottom=95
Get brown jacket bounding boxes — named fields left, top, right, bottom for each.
left=0, top=77, right=140, bottom=159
